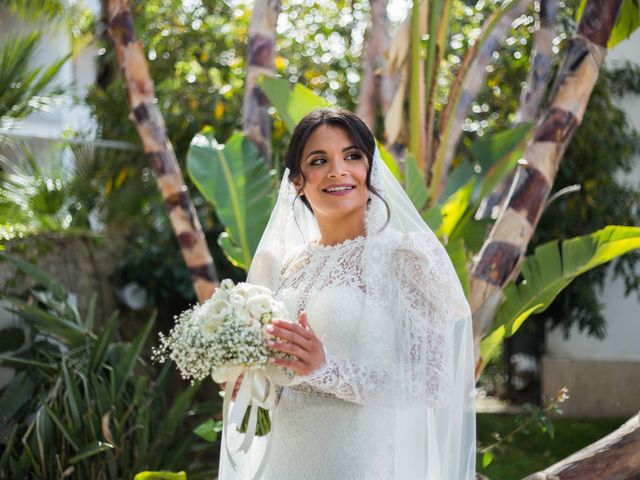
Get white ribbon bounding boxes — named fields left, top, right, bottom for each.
left=214, top=363, right=292, bottom=479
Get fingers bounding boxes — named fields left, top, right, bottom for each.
left=269, top=356, right=306, bottom=373
left=268, top=340, right=308, bottom=361
left=267, top=322, right=312, bottom=347
left=272, top=317, right=313, bottom=339
left=298, top=311, right=312, bottom=331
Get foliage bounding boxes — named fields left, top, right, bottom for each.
left=187, top=129, right=277, bottom=270
left=533, top=64, right=640, bottom=339
left=476, top=412, right=626, bottom=479
left=480, top=225, right=640, bottom=371
left=479, top=387, right=570, bottom=468
left=0, top=31, right=68, bottom=124
left=0, top=137, right=157, bottom=240
left=0, top=253, right=219, bottom=479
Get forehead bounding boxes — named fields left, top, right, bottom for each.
left=302, top=125, right=355, bottom=154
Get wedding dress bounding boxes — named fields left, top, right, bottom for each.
left=218, top=146, right=476, bottom=480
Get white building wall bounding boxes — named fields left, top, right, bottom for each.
left=543, top=30, right=640, bottom=417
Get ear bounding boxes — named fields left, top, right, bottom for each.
left=293, top=176, right=304, bottom=196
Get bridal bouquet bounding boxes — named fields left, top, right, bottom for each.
left=152, top=278, right=294, bottom=436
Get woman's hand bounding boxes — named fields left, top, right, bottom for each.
left=219, top=375, right=244, bottom=401
left=266, top=311, right=326, bottom=376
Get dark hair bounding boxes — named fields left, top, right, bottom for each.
left=283, top=107, right=390, bottom=229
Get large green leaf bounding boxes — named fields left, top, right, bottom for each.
left=258, top=76, right=402, bottom=180
left=445, top=238, right=470, bottom=297
left=479, top=225, right=640, bottom=372
left=404, top=152, right=428, bottom=211
left=257, top=75, right=330, bottom=133
left=441, top=125, right=530, bottom=248
left=187, top=129, right=276, bottom=270
left=577, top=0, right=640, bottom=48
left=610, top=0, right=640, bottom=48
left=437, top=178, right=475, bottom=240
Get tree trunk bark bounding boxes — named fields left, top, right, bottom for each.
left=356, top=0, right=391, bottom=132
left=106, top=0, right=218, bottom=303
left=476, top=0, right=557, bottom=220
left=432, top=0, right=532, bottom=201
left=469, top=0, right=624, bottom=368
left=242, top=0, right=281, bottom=164
left=515, top=0, right=557, bottom=123
left=522, top=412, right=640, bottom=479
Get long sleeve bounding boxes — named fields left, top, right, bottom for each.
left=291, top=232, right=464, bottom=408
left=293, top=347, right=382, bottom=405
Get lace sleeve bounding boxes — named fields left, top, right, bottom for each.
left=391, top=237, right=456, bottom=407
left=293, top=346, right=383, bottom=405
left=293, top=234, right=459, bottom=407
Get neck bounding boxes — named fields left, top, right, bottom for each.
left=314, top=206, right=366, bottom=246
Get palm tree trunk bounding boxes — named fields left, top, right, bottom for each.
left=515, top=0, right=557, bottom=123
left=430, top=0, right=532, bottom=202
left=243, top=0, right=281, bottom=164
left=476, top=0, right=557, bottom=220
left=105, top=0, right=218, bottom=303
left=356, top=0, right=391, bottom=132
left=521, top=411, right=640, bottom=479
left=469, top=0, right=624, bottom=366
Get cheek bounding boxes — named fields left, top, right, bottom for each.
left=353, top=163, right=369, bottom=184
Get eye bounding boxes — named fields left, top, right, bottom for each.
left=310, top=157, right=326, bottom=166
left=345, top=152, right=363, bottom=161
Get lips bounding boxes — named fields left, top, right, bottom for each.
left=322, top=184, right=356, bottom=193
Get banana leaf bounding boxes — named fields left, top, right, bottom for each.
left=577, top=0, right=640, bottom=48
left=187, top=129, right=276, bottom=270
left=478, top=225, right=640, bottom=373
left=258, top=75, right=402, bottom=180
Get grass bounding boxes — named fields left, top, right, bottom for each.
left=476, top=413, right=626, bottom=479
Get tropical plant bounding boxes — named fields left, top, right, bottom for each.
left=0, top=253, right=219, bottom=479
left=186, top=129, right=277, bottom=270
left=0, top=31, right=68, bottom=125
left=94, top=0, right=640, bottom=475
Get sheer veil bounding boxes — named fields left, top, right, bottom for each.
left=223, top=145, right=476, bottom=479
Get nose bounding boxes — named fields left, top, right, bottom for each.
left=327, top=158, right=347, bottom=178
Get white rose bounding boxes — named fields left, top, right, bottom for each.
left=246, top=285, right=272, bottom=299
left=246, top=294, right=273, bottom=320
left=211, top=288, right=229, bottom=302
left=235, top=309, right=254, bottom=326
left=271, top=300, right=290, bottom=320
left=220, top=279, right=235, bottom=290
left=228, top=293, right=245, bottom=310
left=197, top=299, right=230, bottom=336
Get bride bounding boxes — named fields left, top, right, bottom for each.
left=218, top=108, right=476, bottom=479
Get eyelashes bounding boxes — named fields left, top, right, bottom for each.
left=309, top=152, right=363, bottom=166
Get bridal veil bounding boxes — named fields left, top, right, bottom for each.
left=223, top=143, right=476, bottom=479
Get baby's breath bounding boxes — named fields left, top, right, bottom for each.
left=151, top=280, right=293, bottom=385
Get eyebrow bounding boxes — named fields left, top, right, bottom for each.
left=305, top=145, right=359, bottom=160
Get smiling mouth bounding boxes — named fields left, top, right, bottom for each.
left=323, top=185, right=356, bottom=193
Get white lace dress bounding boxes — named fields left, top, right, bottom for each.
left=262, top=235, right=392, bottom=479
left=219, top=228, right=474, bottom=480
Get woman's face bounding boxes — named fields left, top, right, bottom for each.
left=294, top=125, right=370, bottom=220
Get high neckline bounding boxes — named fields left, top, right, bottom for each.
left=308, top=235, right=366, bottom=251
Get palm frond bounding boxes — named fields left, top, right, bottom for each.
left=0, top=31, right=69, bottom=123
